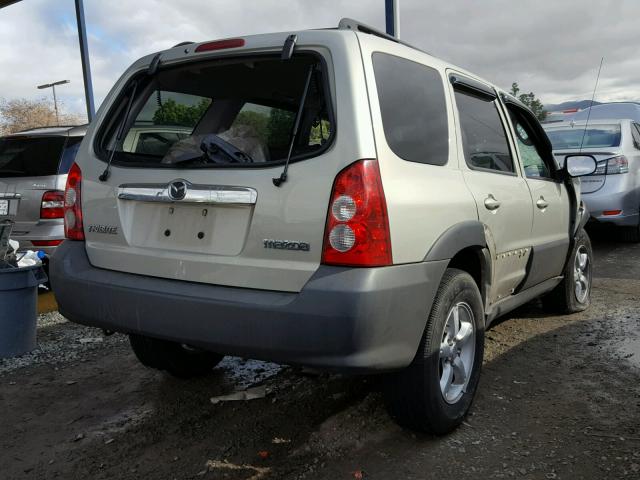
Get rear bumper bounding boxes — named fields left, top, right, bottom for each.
left=51, top=241, right=447, bottom=372
left=582, top=182, right=639, bottom=226
left=11, top=221, right=64, bottom=256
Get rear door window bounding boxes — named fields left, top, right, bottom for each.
left=0, top=136, right=65, bottom=178
left=372, top=52, right=448, bottom=166
left=454, top=91, right=515, bottom=174
left=99, top=53, right=334, bottom=168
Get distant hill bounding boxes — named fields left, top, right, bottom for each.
left=544, top=100, right=602, bottom=112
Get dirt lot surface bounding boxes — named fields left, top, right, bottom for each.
left=1, top=230, right=639, bottom=480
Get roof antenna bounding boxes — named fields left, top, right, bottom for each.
left=578, top=57, right=604, bottom=152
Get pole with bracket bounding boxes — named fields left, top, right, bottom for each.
left=385, top=0, right=400, bottom=38
left=74, top=0, right=95, bottom=122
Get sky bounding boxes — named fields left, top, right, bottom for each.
left=1, top=0, right=639, bottom=121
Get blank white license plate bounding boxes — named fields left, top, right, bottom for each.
left=0, top=200, right=8, bottom=216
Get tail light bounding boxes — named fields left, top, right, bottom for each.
left=605, top=155, right=628, bottom=174
left=40, top=191, right=65, bottom=219
left=595, top=155, right=629, bottom=175
left=64, top=162, right=84, bottom=240
left=321, top=159, right=392, bottom=267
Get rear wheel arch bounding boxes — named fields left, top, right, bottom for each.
left=425, top=221, right=491, bottom=308
left=447, top=247, right=491, bottom=308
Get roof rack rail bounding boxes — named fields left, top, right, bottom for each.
left=338, top=18, right=430, bottom=55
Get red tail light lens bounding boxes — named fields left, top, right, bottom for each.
left=64, top=162, right=84, bottom=240
left=322, top=160, right=392, bottom=267
left=195, top=38, right=245, bottom=52
left=31, top=240, right=64, bottom=247
left=40, top=191, right=65, bottom=219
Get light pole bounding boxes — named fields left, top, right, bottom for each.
left=385, top=0, right=400, bottom=38
left=37, top=80, right=70, bottom=126
left=2, top=0, right=95, bottom=122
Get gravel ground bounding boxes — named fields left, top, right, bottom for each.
left=0, top=231, right=638, bottom=480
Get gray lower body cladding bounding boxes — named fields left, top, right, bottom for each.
left=51, top=241, right=447, bottom=372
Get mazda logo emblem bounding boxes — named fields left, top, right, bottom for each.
left=168, top=180, right=188, bottom=201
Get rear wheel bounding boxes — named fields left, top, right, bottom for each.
left=543, top=228, right=593, bottom=314
left=129, top=334, right=223, bottom=379
left=384, top=268, right=484, bottom=434
left=620, top=218, right=640, bottom=243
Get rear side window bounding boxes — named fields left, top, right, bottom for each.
left=454, top=91, right=515, bottom=174
left=99, top=53, right=334, bottom=168
left=372, top=53, right=448, bottom=166
left=0, top=136, right=65, bottom=178
left=58, top=136, right=83, bottom=174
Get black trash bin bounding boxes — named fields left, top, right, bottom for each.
left=0, top=264, right=47, bottom=358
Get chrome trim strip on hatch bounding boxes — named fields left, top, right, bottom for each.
left=0, top=193, right=22, bottom=199
left=117, top=180, right=257, bottom=205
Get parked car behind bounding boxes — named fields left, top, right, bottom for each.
left=0, top=125, right=86, bottom=255
left=545, top=119, right=640, bottom=241
left=52, top=19, right=595, bottom=434
left=570, top=102, right=640, bottom=123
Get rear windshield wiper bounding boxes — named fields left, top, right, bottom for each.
left=167, top=134, right=254, bottom=165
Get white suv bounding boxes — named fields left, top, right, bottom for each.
left=51, top=19, right=595, bottom=434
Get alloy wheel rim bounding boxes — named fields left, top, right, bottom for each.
left=574, top=246, right=590, bottom=303
left=439, top=302, right=476, bottom=404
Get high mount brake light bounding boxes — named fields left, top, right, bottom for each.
left=40, top=191, right=65, bottom=219
left=321, top=160, right=392, bottom=267
left=64, top=162, right=84, bottom=240
left=194, top=38, right=245, bottom=52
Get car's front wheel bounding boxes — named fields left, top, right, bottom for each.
left=384, top=268, right=485, bottom=434
left=543, top=228, right=593, bottom=314
left=621, top=217, right=640, bottom=243
left=129, top=334, right=223, bottom=379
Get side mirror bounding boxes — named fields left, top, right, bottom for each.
left=565, top=154, right=597, bottom=177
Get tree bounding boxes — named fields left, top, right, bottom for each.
left=152, top=98, right=211, bottom=127
left=509, top=82, right=546, bottom=122
left=0, top=97, right=84, bottom=135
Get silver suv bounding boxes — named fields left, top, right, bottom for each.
left=51, top=20, right=595, bottom=433
left=0, top=125, right=86, bottom=254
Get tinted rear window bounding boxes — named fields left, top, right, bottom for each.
left=0, top=136, right=65, bottom=178
left=373, top=52, right=448, bottom=166
left=545, top=124, right=621, bottom=149
left=99, top=53, right=333, bottom=168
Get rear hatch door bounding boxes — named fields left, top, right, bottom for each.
left=0, top=135, right=66, bottom=235
left=80, top=32, right=375, bottom=292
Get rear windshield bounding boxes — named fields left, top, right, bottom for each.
left=0, top=136, right=66, bottom=178
left=545, top=124, right=621, bottom=150
left=98, top=53, right=334, bottom=168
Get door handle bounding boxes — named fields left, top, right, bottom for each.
left=536, top=197, right=549, bottom=210
left=484, top=194, right=501, bottom=211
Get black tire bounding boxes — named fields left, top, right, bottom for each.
left=543, top=228, right=593, bottom=314
left=129, top=334, right=223, bottom=379
left=620, top=222, right=640, bottom=243
left=384, top=268, right=485, bottom=434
